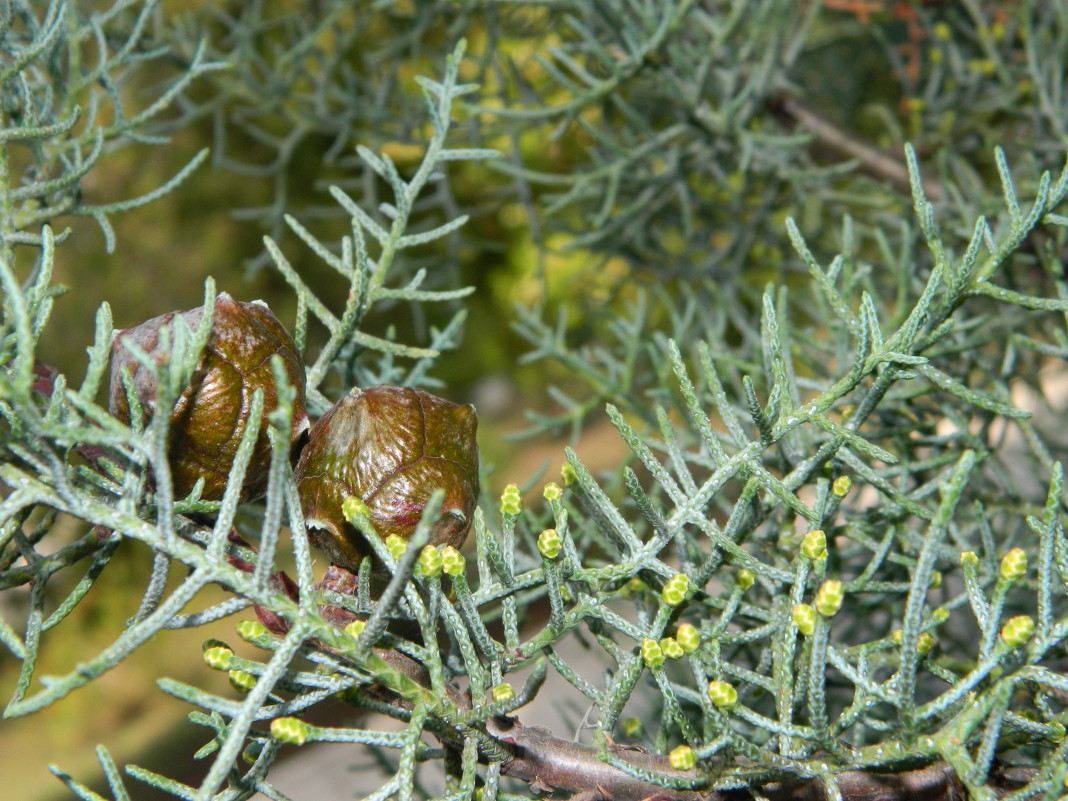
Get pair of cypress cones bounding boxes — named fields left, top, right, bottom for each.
left=108, top=293, right=479, bottom=572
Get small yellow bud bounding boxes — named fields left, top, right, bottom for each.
left=675, top=623, right=700, bottom=653
left=441, top=545, right=465, bottom=576
left=418, top=544, right=442, bottom=577
left=341, top=496, right=370, bottom=524
left=661, top=573, right=690, bottom=606
left=895, top=630, right=937, bottom=655
left=801, top=529, right=827, bottom=561
left=815, top=579, right=844, bottom=617
left=538, top=528, right=562, bottom=559
left=492, top=683, right=515, bottom=703
left=229, top=669, right=256, bottom=693
left=560, top=463, right=578, bottom=486
left=500, top=483, right=522, bottom=516
left=707, top=680, right=738, bottom=709
left=641, top=637, right=665, bottom=668
left=203, top=645, right=234, bottom=671
left=622, top=717, right=642, bottom=737
left=344, top=619, right=366, bottom=639
left=1000, top=615, right=1035, bottom=648
left=385, top=534, right=407, bottom=561
left=1000, top=548, right=1027, bottom=582
left=961, top=550, right=979, bottom=567
left=543, top=482, right=563, bottom=502
left=792, top=603, right=817, bottom=636
left=668, top=745, right=697, bottom=770
left=929, top=571, right=942, bottom=589
left=271, top=717, right=310, bottom=746
left=659, top=637, right=684, bottom=660
left=736, top=569, right=755, bottom=591
left=236, top=620, right=269, bottom=643
left=832, top=476, right=851, bottom=497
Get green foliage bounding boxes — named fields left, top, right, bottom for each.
left=0, top=0, right=224, bottom=252
left=3, top=3, right=1068, bottom=801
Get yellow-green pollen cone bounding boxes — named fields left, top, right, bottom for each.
left=641, top=637, right=665, bottom=668
left=800, top=529, right=826, bottom=561
left=707, top=680, right=738, bottom=709
left=675, top=622, right=700, bottom=652
left=441, top=545, right=465, bottom=576
left=500, top=483, right=522, bottom=516
left=669, top=745, right=697, bottom=770
left=1000, top=547, right=1027, bottom=582
left=662, top=573, right=690, bottom=606
left=793, top=603, right=817, bottom=636
left=1000, top=615, right=1034, bottom=647
left=538, top=528, right=562, bottom=559
left=271, top=717, right=310, bottom=746
left=815, top=579, right=844, bottom=617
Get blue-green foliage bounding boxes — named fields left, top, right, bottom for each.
left=2, top=3, right=1068, bottom=801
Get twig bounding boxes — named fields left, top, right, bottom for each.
left=486, top=716, right=1035, bottom=801
left=770, top=93, right=944, bottom=202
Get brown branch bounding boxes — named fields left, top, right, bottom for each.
left=485, top=717, right=1038, bottom=801
left=487, top=716, right=711, bottom=801
left=769, top=93, right=943, bottom=202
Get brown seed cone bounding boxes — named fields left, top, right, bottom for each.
left=108, top=292, right=309, bottom=502
left=295, top=385, right=479, bottom=572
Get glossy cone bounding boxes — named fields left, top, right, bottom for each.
left=295, top=385, right=479, bottom=571
left=109, top=293, right=309, bottom=501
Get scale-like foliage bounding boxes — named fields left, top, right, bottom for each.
left=2, top=3, right=1068, bottom=801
